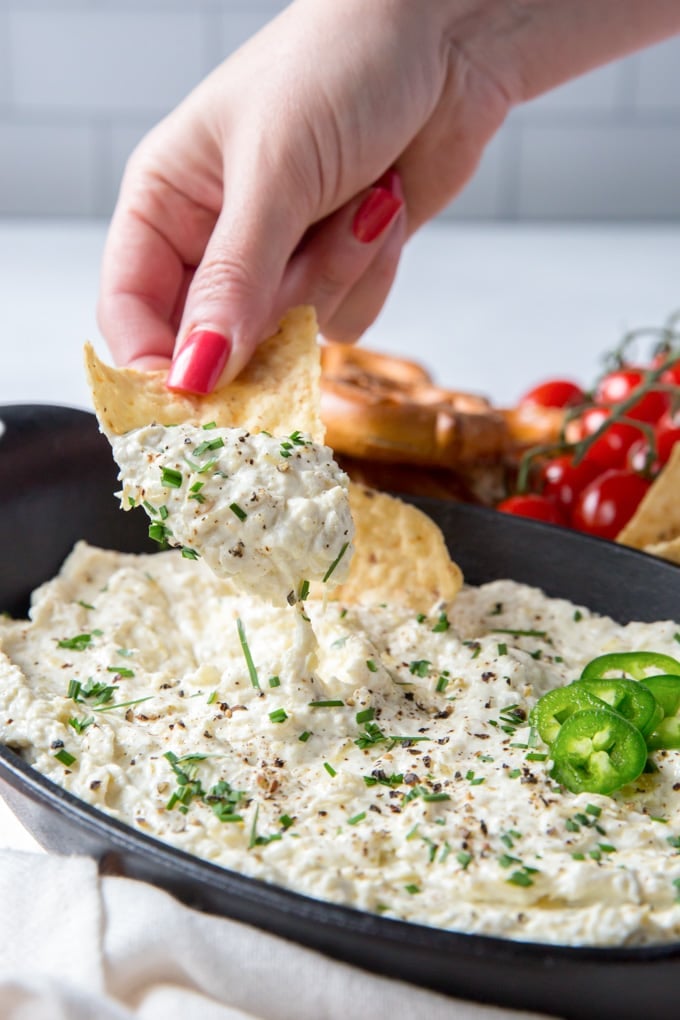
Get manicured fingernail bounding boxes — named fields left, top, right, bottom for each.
left=166, top=330, right=230, bottom=394
left=352, top=182, right=403, bottom=244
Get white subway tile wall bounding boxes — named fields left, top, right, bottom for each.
left=0, top=0, right=678, bottom=219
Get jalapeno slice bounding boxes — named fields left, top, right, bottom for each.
left=530, top=685, right=603, bottom=746
left=580, top=651, right=680, bottom=682
left=550, top=707, right=647, bottom=795
left=571, top=677, right=663, bottom=738
left=643, top=676, right=680, bottom=750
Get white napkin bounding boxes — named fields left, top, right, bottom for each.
left=0, top=850, right=556, bottom=1019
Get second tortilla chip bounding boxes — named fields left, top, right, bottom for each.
left=327, top=484, right=463, bottom=610
left=617, top=443, right=680, bottom=550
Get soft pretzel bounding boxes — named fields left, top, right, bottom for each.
left=320, top=345, right=511, bottom=468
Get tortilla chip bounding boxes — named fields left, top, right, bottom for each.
left=643, top=536, right=680, bottom=566
left=84, top=306, right=324, bottom=442
left=329, top=484, right=463, bottom=609
left=617, top=443, right=680, bottom=549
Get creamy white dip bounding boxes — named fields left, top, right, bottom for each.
left=1, top=542, right=680, bottom=947
left=111, top=424, right=353, bottom=605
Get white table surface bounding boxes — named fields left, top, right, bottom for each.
left=1, top=217, right=678, bottom=853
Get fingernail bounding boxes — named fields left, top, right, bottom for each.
left=352, top=179, right=403, bottom=245
left=166, top=330, right=231, bottom=394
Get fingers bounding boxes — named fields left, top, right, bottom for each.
left=322, top=209, right=405, bottom=344
left=273, top=171, right=404, bottom=344
left=98, top=149, right=219, bottom=369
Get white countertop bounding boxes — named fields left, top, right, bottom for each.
left=0, top=216, right=678, bottom=852
left=1, top=219, right=679, bottom=412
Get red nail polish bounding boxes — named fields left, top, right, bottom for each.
left=166, top=330, right=230, bottom=394
left=352, top=185, right=403, bottom=244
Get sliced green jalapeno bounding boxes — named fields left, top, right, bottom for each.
left=530, top=685, right=603, bottom=746
left=580, top=652, right=680, bottom=682
left=571, top=677, right=663, bottom=738
left=550, top=707, right=647, bottom=795
left=643, top=676, right=680, bottom=751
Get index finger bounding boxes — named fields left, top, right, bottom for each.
left=97, top=174, right=218, bottom=369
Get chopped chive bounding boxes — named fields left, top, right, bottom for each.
left=322, top=541, right=350, bottom=583
left=201, top=421, right=217, bottom=430
left=268, top=676, right=281, bottom=688
left=309, top=700, right=344, bottom=709
left=160, top=466, right=183, bottom=488
left=497, top=643, right=508, bottom=656
left=366, top=659, right=378, bottom=673
left=117, top=648, right=133, bottom=657
left=76, top=600, right=95, bottom=611
left=573, top=610, right=583, bottom=622
left=193, top=437, right=224, bottom=455
left=347, top=812, right=366, bottom=826
left=236, top=618, right=259, bottom=688
left=280, top=814, right=294, bottom=829
left=416, top=613, right=426, bottom=624
left=404, top=884, right=420, bottom=895
left=181, top=547, right=200, bottom=560
left=585, top=804, right=602, bottom=817
left=507, top=870, right=534, bottom=887
left=525, top=752, right=547, bottom=762
left=57, top=633, right=92, bottom=651
left=457, top=851, right=472, bottom=870
left=432, top=612, right=450, bottom=633
left=68, top=716, right=93, bottom=734
left=298, top=579, right=310, bottom=602
left=54, top=749, right=76, bottom=767
left=207, top=691, right=218, bottom=704
left=148, top=521, right=172, bottom=547
left=298, top=731, right=311, bottom=742
left=409, top=660, right=431, bottom=677
left=94, top=696, right=153, bottom=712
left=435, top=675, right=449, bottom=693
left=355, top=707, right=375, bottom=724
left=107, top=666, right=134, bottom=677
left=422, top=792, right=450, bottom=803
left=229, top=502, right=247, bottom=521
left=571, top=852, right=585, bottom=860
left=269, top=708, right=288, bottom=724
left=323, top=762, right=337, bottom=777
left=508, top=768, right=521, bottom=779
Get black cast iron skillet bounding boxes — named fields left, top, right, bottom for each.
left=1, top=403, right=679, bottom=1020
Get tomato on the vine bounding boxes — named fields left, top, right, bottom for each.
left=571, top=469, right=651, bottom=540
left=519, top=379, right=586, bottom=410
left=497, top=494, right=567, bottom=526
left=538, top=455, right=601, bottom=515
left=656, top=410, right=680, bottom=465
left=574, top=407, right=642, bottom=470
left=626, top=438, right=660, bottom=476
left=594, top=368, right=669, bottom=423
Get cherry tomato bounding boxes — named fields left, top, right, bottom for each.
left=571, top=469, right=650, bottom=540
left=595, top=368, right=669, bottom=423
left=519, top=379, right=586, bottom=410
left=626, top=438, right=660, bottom=476
left=661, top=360, right=680, bottom=388
left=575, top=407, right=642, bottom=470
left=651, top=352, right=680, bottom=387
left=656, top=409, right=680, bottom=465
left=538, top=455, right=602, bottom=515
left=497, top=494, right=567, bottom=526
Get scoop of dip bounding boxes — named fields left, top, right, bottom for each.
left=111, top=423, right=353, bottom=605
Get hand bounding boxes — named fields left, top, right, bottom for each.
left=98, top=0, right=680, bottom=392
left=98, top=0, right=510, bottom=390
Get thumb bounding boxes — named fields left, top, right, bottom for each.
left=167, top=174, right=306, bottom=394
